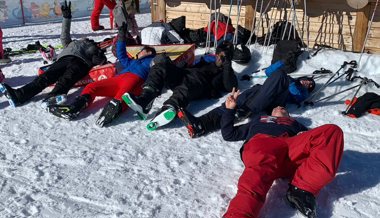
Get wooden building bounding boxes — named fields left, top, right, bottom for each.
left=150, top=0, right=380, bottom=53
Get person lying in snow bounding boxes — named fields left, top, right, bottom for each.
left=177, top=61, right=316, bottom=138
left=0, top=1, right=107, bottom=108
left=220, top=93, right=343, bottom=218
left=47, top=22, right=156, bottom=127
left=122, top=41, right=238, bottom=128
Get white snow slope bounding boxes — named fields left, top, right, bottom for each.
left=1, top=12, right=380, bottom=218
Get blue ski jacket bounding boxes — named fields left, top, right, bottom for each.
left=116, top=41, right=155, bottom=80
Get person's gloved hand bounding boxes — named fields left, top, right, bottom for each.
left=117, top=22, right=128, bottom=42
left=61, top=0, right=72, bottom=19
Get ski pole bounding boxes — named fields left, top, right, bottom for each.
left=303, top=60, right=356, bottom=105
left=342, top=80, right=366, bottom=115
left=309, top=84, right=361, bottom=106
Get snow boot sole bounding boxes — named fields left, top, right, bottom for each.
left=122, top=93, right=148, bottom=120
left=146, top=108, right=176, bottom=131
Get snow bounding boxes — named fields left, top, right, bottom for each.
left=1, top=11, right=380, bottom=218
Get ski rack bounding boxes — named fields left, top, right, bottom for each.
left=303, top=60, right=358, bottom=106
left=342, top=76, right=380, bottom=115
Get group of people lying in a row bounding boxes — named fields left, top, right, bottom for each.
left=0, top=2, right=345, bottom=218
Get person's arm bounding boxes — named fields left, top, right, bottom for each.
left=220, top=88, right=249, bottom=141
left=116, top=22, right=135, bottom=69
left=221, top=59, right=238, bottom=91
left=245, top=68, right=289, bottom=114
left=60, top=0, right=72, bottom=48
left=221, top=108, right=251, bottom=141
left=288, top=81, right=309, bottom=103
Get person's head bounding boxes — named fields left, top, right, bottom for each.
left=297, top=76, right=316, bottom=93
left=271, top=106, right=290, bottom=117
left=136, top=46, right=156, bottom=59
left=215, top=41, right=234, bottom=67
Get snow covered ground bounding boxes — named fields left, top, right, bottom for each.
left=1, top=10, right=380, bottom=218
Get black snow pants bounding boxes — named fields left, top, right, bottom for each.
left=14, top=56, right=91, bottom=104
left=145, top=62, right=213, bottom=109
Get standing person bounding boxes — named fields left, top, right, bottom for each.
left=0, top=27, right=11, bottom=64
left=91, top=0, right=116, bottom=31
left=0, top=1, right=107, bottom=107
left=48, top=22, right=156, bottom=127
left=177, top=62, right=315, bottom=138
left=113, top=0, right=139, bottom=41
left=221, top=91, right=344, bottom=218
left=122, top=41, right=237, bottom=129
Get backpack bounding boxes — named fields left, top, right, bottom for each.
left=232, top=44, right=251, bottom=64
left=271, top=40, right=303, bottom=74
left=257, top=21, right=304, bottom=47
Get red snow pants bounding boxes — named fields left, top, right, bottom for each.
left=91, top=0, right=116, bottom=30
left=81, top=72, right=144, bottom=111
left=223, top=124, right=344, bottom=218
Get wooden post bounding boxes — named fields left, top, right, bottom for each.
left=151, top=0, right=167, bottom=22
left=245, top=0, right=255, bottom=29
left=353, top=3, right=371, bottom=52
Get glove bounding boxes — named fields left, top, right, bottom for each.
left=117, top=22, right=128, bottom=42
left=61, top=0, right=72, bottom=19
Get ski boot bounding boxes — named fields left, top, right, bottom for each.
left=0, top=83, right=20, bottom=107
left=146, top=104, right=177, bottom=131
left=122, top=86, right=157, bottom=120
left=96, top=99, right=122, bottom=127
left=41, top=94, right=67, bottom=110
left=286, top=184, right=317, bottom=218
left=48, top=95, right=90, bottom=120
left=177, top=108, right=206, bottom=138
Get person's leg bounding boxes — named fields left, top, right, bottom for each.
left=286, top=124, right=344, bottom=195
left=224, top=135, right=292, bottom=218
left=244, top=70, right=289, bottom=114
left=91, top=0, right=105, bottom=30
left=11, top=58, right=72, bottom=104
left=113, top=73, right=144, bottom=111
left=164, top=83, right=190, bottom=110
left=49, top=58, right=91, bottom=96
left=104, top=0, right=116, bottom=10
left=144, top=62, right=185, bottom=92
left=127, top=14, right=139, bottom=37
left=104, top=0, right=116, bottom=29
left=81, top=74, right=128, bottom=104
